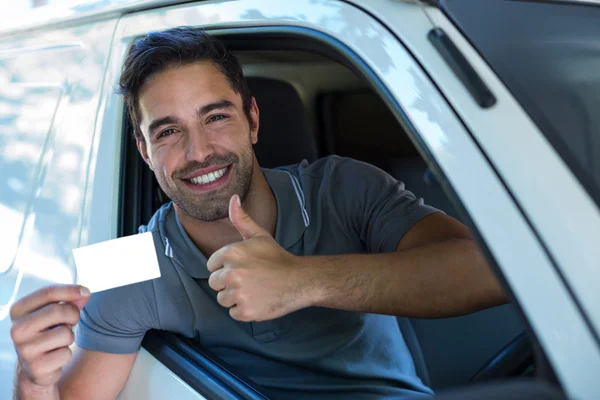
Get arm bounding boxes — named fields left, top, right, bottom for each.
left=11, top=285, right=138, bottom=400
left=207, top=196, right=506, bottom=322
left=57, top=346, right=136, bottom=400
left=16, top=346, right=135, bottom=400
left=304, top=212, right=507, bottom=318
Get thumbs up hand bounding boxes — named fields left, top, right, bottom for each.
left=207, top=195, right=310, bottom=322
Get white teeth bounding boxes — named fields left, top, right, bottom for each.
left=190, top=167, right=227, bottom=185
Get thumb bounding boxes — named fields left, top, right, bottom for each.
left=229, top=194, right=268, bottom=240
left=70, top=296, right=90, bottom=311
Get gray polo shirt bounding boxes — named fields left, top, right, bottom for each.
left=77, top=156, right=439, bottom=399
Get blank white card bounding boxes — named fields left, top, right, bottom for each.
left=73, top=232, right=161, bottom=293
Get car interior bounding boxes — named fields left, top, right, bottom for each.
left=118, top=32, right=561, bottom=398
left=238, top=50, right=527, bottom=390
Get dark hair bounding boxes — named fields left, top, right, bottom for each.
left=118, top=26, right=252, bottom=141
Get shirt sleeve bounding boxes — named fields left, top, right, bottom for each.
left=75, top=279, right=160, bottom=354
left=333, top=157, right=442, bottom=253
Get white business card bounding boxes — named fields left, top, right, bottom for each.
left=73, top=232, right=161, bottom=293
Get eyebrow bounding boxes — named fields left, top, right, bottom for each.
left=196, top=100, right=235, bottom=118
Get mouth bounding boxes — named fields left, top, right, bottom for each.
left=182, top=165, right=231, bottom=192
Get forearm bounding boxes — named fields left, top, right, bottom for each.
left=14, top=364, right=59, bottom=400
left=302, top=239, right=507, bottom=318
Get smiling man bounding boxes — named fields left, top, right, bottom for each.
left=10, top=27, right=506, bottom=400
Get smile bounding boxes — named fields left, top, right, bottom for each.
left=188, top=167, right=228, bottom=185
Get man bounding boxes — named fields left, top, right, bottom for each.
left=10, top=27, right=506, bottom=399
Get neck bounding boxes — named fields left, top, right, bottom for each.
left=174, top=160, right=277, bottom=257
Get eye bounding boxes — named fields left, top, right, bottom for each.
left=208, top=114, right=228, bottom=123
left=158, top=128, right=177, bottom=139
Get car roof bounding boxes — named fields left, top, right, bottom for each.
left=4, top=0, right=598, bottom=39
left=0, top=0, right=194, bottom=37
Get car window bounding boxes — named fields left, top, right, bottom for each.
left=444, top=0, right=600, bottom=208
left=0, top=72, right=63, bottom=276
left=121, top=31, right=525, bottom=396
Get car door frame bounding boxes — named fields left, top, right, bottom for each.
left=348, top=0, right=600, bottom=350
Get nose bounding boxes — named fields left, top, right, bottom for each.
left=185, top=129, right=214, bottom=163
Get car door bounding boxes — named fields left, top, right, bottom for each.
left=77, top=1, right=597, bottom=399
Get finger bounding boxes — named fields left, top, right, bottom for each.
left=28, top=369, right=63, bottom=388
left=206, top=245, right=228, bottom=273
left=29, top=346, right=72, bottom=381
left=12, top=303, right=81, bottom=343
left=10, top=285, right=90, bottom=321
left=70, top=297, right=90, bottom=311
left=18, top=325, right=75, bottom=362
left=216, top=289, right=236, bottom=308
left=229, top=195, right=269, bottom=240
left=208, top=269, right=226, bottom=292
left=229, top=305, right=249, bottom=322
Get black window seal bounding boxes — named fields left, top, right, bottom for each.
left=143, top=330, right=270, bottom=400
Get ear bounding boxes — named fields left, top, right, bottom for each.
left=249, top=96, right=259, bottom=145
left=136, top=136, right=154, bottom=170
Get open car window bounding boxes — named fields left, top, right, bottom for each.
left=117, top=27, right=545, bottom=399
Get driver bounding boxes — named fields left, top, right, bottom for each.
left=10, top=27, right=506, bottom=400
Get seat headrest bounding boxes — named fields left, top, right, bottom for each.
left=319, top=90, right=419, bottom=168
left=247, top=77, right=318, bottom=168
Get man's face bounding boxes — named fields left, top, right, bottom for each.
left=137, top=62, right=258, bottom=222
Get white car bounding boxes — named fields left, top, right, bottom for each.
left=0, top=0, right=598, bottom=399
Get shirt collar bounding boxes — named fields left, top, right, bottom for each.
left=161, top=167, right=309, bottom=279
left=161, top=204, right=209, bottom=279
left=262, top=167, right=309, bottom=250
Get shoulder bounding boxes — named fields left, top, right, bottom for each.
left=277, top=156, right=396, bottom=196
left=80, top=277, right=159, bottom=335
left=276, top=155, right=387, bottom=183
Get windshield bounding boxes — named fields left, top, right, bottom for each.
left=444, top=0, right=600, bottom=208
